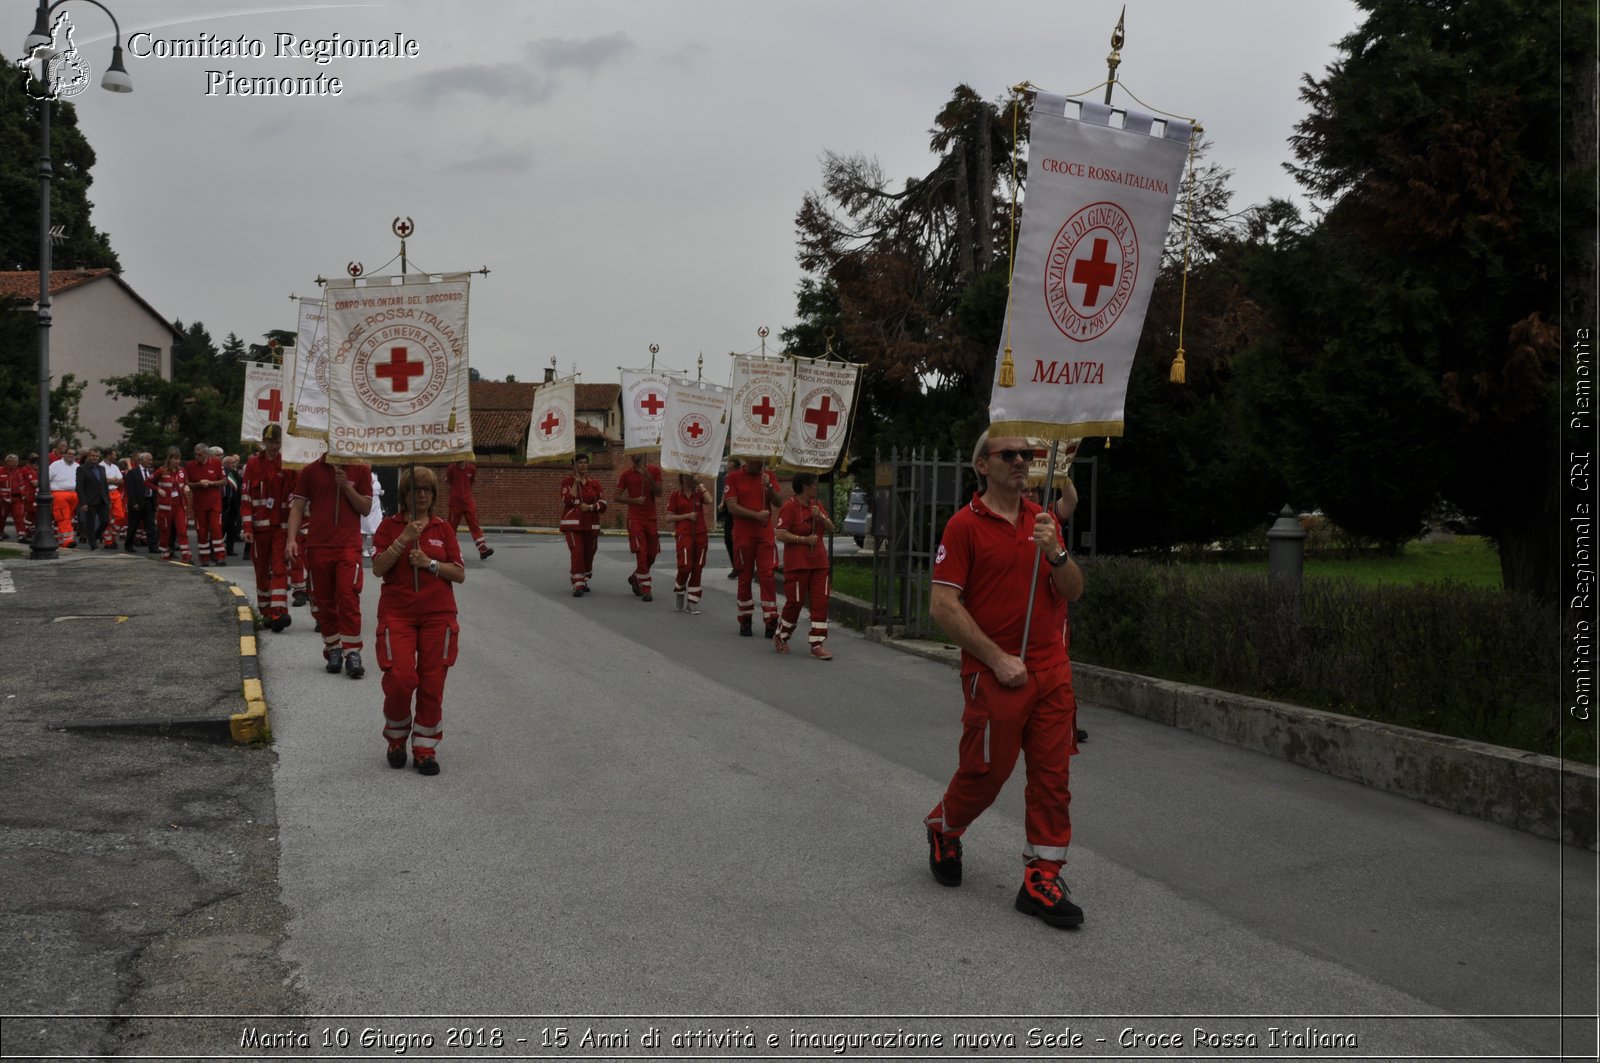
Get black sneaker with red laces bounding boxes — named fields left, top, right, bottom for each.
left=1015, top=862, right=1084, bottom=928
left=926, top=827, right=962, bottom=887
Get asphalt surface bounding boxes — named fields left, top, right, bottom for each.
left=1, top=533, right=1595, bottom=1061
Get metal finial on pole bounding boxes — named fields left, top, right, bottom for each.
left=393, top=217, right=414, bottom=274
left=649, top=342, right=659, bottom=371
left=1105, top=6, right=1125, bottom=105
left=758, top=326, right=769, bottom=358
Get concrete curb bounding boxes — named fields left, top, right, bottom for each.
left=858, top=625, right=1598, bottom=850
left=205, top=572, right=269, bottom=743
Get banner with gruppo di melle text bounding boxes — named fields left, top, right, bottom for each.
left=659, top=379, right=731, bottom=478
left=728, top=355, right=793, bottom=461
left=285, top=297, right=329, bottom=439
left=781, top=358, right=859, bottom=472
left=524, top=376, right=576, bottom=465
left=988, top=95, right=1190, bottom=440
left=323, top=274, right=474, bottom=464
left=240, top=361, right=283, bottom=444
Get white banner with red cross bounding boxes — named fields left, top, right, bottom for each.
left=727, top=355, right=794, bottom=461
left=659, top=379, right=731, bottom=477
left=241, top=362, right=285, bottom=444
left=524, top=375, right=577, bottom=465
left=322, top=274, right=475, bottom=464
left=285, top=297, right=330, bottom=439
left=621, top=370, right=676, bottom=454
left=989, top=95, right=1190, bottom=439
left=781, top=358, right=860, bottom=471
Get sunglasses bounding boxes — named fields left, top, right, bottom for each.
left=988, top=448, right=1042, bottom=463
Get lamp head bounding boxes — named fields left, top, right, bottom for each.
left=100, top=44, right=132, bottom=92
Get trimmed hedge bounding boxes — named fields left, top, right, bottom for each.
left=1070, top=557, right=1575, bottom=761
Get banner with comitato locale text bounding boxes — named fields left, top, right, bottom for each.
left=781, top=358, right=859, bottom=471
left=524, top=375, right=577, bottom=465
left=989, top=95, right=1190, bottom=440
left=322, top=274, right=474, bottom=464
left=658, top=379, right=731, bottom=478
left=727, top=355, right=793, bottom=461
left=285, top=297, right=330, bottom=439
left=240, top=362, right=283, bottom=445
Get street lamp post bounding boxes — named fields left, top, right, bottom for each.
left=23, top=0, right=131, bottom=560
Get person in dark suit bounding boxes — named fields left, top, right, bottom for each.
left=75, top=447, right=112, bottom=551
left=123, top=451, right=157, bottom=552
left=221, top=452, right=243, bottom=556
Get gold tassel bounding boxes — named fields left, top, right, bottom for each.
left=1103, top=437, right=1112, bottom=450
left=287, top=406, right=298, bottom=433
left=447, top=409, right=457, bottom=432
left=998, top=345, right=1016, bottom=388
left=1170, top=346, right=1187, bottom=384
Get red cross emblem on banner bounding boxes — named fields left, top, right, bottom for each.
left=540, top=410, right=562, bottom=437
left=750, top=396, right=777, bottom=425
left=256, top=388, right=283, bottom=422
left=640, top=392, right=665, bottom=416
left=374, top=347, right=425, bottom=393
left=803, top=395, right=840, bottom=441
left=1072, top=238, right=1117, bottom=308
left=685, top=419, right=705, bottom=440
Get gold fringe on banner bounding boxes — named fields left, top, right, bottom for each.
left=990, top=419, right=1124, bottom=440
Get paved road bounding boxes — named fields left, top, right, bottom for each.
left=246, top=534, right=1593, bottom=1057
left=4, top=535, right=1592, bottom=1059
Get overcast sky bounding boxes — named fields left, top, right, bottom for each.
left=11, top=0, right=1363, bottom=386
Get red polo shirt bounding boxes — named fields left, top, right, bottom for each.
left=616, top=465, right=660, bottom=528
left=932, top=491, right=1068, bottom=675
left=776, top=496, right=830, bottom=571
left=445, top=462, right=476, bottom=508
left=185, top=457, right=224, bottom=506
left=725, top=466, right=780, bottom=544
left=373, top=514, right=461, bottom=618
left=291, top=455, right=372, bottom=552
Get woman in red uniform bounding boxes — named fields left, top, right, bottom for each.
left=151, top=448, right=191, bottom=562
left=559, top=453, right=607, bottom=596
left=665, top=472, right=712, bottom=613
left=371, top=466, right=464, bottom=776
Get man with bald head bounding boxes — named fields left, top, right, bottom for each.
left=923, top=430, right=1087, bottom=930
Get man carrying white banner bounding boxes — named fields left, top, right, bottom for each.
left=728, top=355, right=793, bottom=460
left=525, top=376, right=577, bottom=465
left=782, top=359, right=860, bottom=471
left=241, top=362, right=286, bottom=444
left=989, top=95, right=1190, bottom=439
left=286, top=297, right=330, bottom=439
left=323, top=275, right=475, bottom=463
left=659, top=379, right=731, bottom=478
left=621, top=370, right=674, bottom=454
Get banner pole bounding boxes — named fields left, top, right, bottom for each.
left=1015, top=438, right=1060, bottom=663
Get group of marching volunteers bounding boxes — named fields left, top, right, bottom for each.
left=560, top=450, right=837, bottom=660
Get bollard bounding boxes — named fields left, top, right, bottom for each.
left=1266, top=504, right=1307, bottom=590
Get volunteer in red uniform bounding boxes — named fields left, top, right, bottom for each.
left=372, top=466, right=464, bottom=776
left=151, top=448, right=191, bottom=562
left=445, top=459, right=493, bottom=560
left=184, top=443, right=227, bottom=566
left=559, top=453, right=606, bottom=596
left=723, top=456, right=782, bottom=638
left=665, top=472, right=711, bottom=613
left=286, top=454, right=373, bottom=679
left=242, top=424, right=296, bottom=632
left=614, top=453, right=661, bottom=601
left=0, top=454, right=23, bottom=541
left=923, top=433, right=1086, bottom=929
left=15, top=455, right=39, bottom=541
left=774, top=472, right=836, bottom=659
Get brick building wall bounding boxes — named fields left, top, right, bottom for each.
left=444, top=443, right=703, bottom=530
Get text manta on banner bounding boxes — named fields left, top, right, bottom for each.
left=322, top=274, right=475, bottom=464
left=989, top=94, right=1191, bottom=440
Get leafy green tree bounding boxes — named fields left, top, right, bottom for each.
left=1, top=295, right=90, bottom=455
left=1238, top=0, right=1594, bottom=597
left=0, top=73, right=120, bottom=273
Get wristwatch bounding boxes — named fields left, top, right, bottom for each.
left=1046, top=547, right=1070, bottom=568
left=427, top=559, right=440, bottom=576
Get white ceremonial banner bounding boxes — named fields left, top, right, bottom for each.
left=727, top=355, right=794, bottom=460
left=285, top=297, right=330, bottom=439
left=782, top=359, right=860, bottom=471
left=659, top=379, right=731, bottom=477
left=323, top=274, right=474, bottom=464
left=1026, top=436, right=1082, bottom=487
left=525, top=376, right=577, bottom=464
left=281, top=429, right=327, bottom=471
left=621, top=370, right=674, bottom=454
left=989, top=95, right=1191, bottom=439
left=240, top=362, right=284, bottom=444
